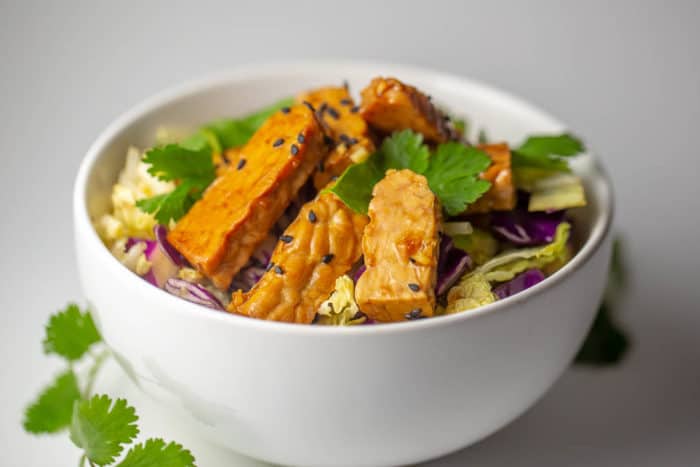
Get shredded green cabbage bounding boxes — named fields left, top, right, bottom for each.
left=445, top=272, right=495, bottom=314
left=445, top=223, right=571, bottom=314
left=316, top=276, right=366, bottom=326
left=514, top=168, right=587, bottom=212
left=477, top=222, right=571, bottom=282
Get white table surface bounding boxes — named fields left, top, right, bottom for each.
left=1, top=1, right=699, bottom=465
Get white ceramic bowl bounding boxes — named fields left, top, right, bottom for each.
left=74, top=61, right=613, bottom=467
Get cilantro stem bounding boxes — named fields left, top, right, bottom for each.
left=82, top=349, right=110, bottom=399
left=79, top=454, right=86, bottom=467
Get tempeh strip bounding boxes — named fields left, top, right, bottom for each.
left=229, top=192, right=368, bottom=324
left=168, top=104, right=327, bottom=289
left=355, top=169, right=441, bottom=322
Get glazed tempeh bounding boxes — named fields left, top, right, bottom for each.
left=465, top=143, right=516, bottom=214
left=297, top=86, right=375, bottom=189
left=360, top=77, right=455, bottom=143
left=355, top=169, right=441, bottom=322
left=168, top=105, right=327, bottom=289
left=229, top=192, right=368, bottom=324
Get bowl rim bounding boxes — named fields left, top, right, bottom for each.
left=73, top=59, right=614, bottom=336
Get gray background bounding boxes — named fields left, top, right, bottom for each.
left=1, top=1, right=699, bottom=465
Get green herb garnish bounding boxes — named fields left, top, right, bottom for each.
left=136, top=142, right=215, bottom=224
left=512, top=133, right=585, bottom=172
left=575, top=238, right=631, bottom=365
left=136, top=97, right=293, bottom=224
left=23, top=304, right=196, bottom=466
left=328, top=130, right=492, bottom=215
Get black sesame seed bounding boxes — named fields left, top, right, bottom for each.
left=266, top=262, right=274, bottom=272
left=339, top=134, right=351, bottom=144
left=274, top=265, right=284, bottom=275
left=273, top=137, right=285, bottom=147
left=321, top=253, right=334, bottom=264
left=350, top=105, right=360, bottom=113
left=308, top=210, right=317, bottom=223
left=408, top=283, right=420, bottom=292
left=311, top=314, right=321, bottom=324
left=222, top=152, right=230, bottom=164
left=427, top=94, right=433, bottom=101
left=326, top=106, right=340, bottom=120
left=302, top=100, right=315, bottom=112
left=280, top=235, right=293, bottom=244
left=405, top=308, right=424, bottom=320
left=317, top=160, right=325, bottom=173
left=323, top=135, right=335, bottom=146
left=347, top=137, right=358, bottom=146
left=352, top=311, right=367, bottom=320
left=342, top=80, right=349, bottom=90
left=297, top=133, right=305, bottom=144
left=340, top=98, right=352, bottom=106
left=281, top=106, right=291, bottom=114
left=330, top=175, right=339, bottom=181
left=442, top=114, right=451, bottom=121
left=236, top=158, right=247, bottom=170
left=290, top=144, right=299, bottom=156
left=409, top=257, right=416, bottom=264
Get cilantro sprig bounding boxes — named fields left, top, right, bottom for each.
left=23, top=304, right=196, bottom=466
left=512, top=133, right=585, bottom=172
left=328, top=130, right=492, bottom=216
left=136, top=97, right=293, bottom=224
left=575, top=237, right=631, bottom=365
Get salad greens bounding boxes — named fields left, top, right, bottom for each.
left=476, top=222, right=571, bottom=283
left=328, top=130, right=492, bottom=215
left=575, top=238, right=630, bottom=365
left=527, top=172, right=587, bottom=212
left=23, top=304, right=196, bottom=466
left=136, top=98, right=293, bottom=224
left=512, top=133, right=585, bottom=172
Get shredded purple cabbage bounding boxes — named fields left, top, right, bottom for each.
left=491, top=210, right=565, bottom=246
left=353, top=264, right=367, bottom=283
left=125, top=238, right=157, bottom=258
left=154, top=224, right=185, bottom=266
left=436, top=234, right=472, bottom=296
left=164, top=278, right=225, bottom=310
left=493, top=269, right=545, bottom=299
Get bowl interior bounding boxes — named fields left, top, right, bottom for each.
left=79, top=61, right=611, bottom=320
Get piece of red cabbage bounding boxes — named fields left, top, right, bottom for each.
left=493, top=269, right=546, bottom=299
left=436, top=234, right=472, bottom=296
left=491, top=209, right=565, bottom=246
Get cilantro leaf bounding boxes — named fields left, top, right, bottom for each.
left=136, top=97, right=292, bottom=224
left=70, top=395, right=139, bottom=465
left=380, top=129, right=430, bottom=174
left=575, top=237, right=631, bottom=366
left=512, top=133, right=585, bottom=171
left=329, top=131, right=493, bottom=215
left=136, top=141, right=214, bottom=224
left=23, top=370, right=81, bottom=434
left=517, top=133, right=585, bottom=157
left=43, top=304, right=101, bottom=361
left=136, top=181, right=198, bottom=225
left=327, top=156, right=384, bottom=214
left=142, top=143, right=215, bottom=185
left=423, top=143, right=492, bottom=215
left=575, top=303, right=630, bottom=365
left=206, top=97, right=294, bottom=148
left=117, top=438, right=196, bottom=467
